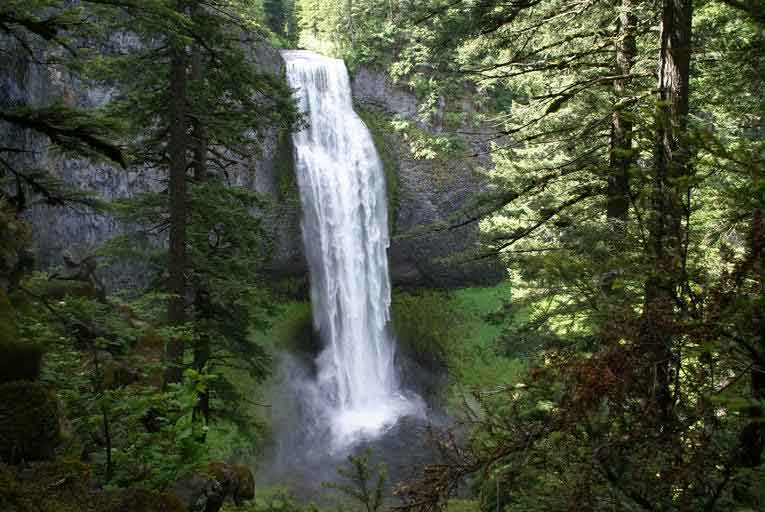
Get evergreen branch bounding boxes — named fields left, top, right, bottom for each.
left=478, top=186, right=601, bottom=259
left=0, top=105, right=126, bottom=167
left=0, top=158, right=104, bottom=211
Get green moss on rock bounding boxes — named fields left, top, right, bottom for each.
left=0, top=381, right=60, bottom=463
left=0, top=459, right=92, bottom=512
left=264, top=302, right=321, bottom=355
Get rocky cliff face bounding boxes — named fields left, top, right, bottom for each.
left=1, top=37, right=501, bottom=289
left=0, top=33, right=149, bottom=290
left=1, top=36, right=303, bottom=289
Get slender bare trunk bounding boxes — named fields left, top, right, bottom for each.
left=190, top=40, right=211, bottom=430
left=164, top=16, right=189, bottom=388
left=92, top=350, right=112, bottom=482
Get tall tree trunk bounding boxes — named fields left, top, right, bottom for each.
left=190, top=40, right=211, bottom=430
left=729, top=211, right=765, bottom=508
left=607, top=0, right=636, bottom=223
left=191, top=46, right=207, bottom=185
left=164, top=21, right=189, bottom=388
left=643, top=0, right=692, bottom=423
left=737, top=210, right=765, bottom=468
left=600, top=0, right=636, bottom=328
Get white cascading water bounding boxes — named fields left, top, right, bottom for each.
left=283, top=50, right=421, bottom=450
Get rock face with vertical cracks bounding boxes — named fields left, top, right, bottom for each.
left=0, top=33, right=502, bottom=289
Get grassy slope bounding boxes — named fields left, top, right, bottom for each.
left=390, top=282, right=526, bottom=409
left=447, top=283, right=526, bottom=397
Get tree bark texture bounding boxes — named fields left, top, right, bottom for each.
left=164, top=22, right=189, bottom=388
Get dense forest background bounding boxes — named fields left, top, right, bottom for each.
left=1, top=0, right=764, bottom=511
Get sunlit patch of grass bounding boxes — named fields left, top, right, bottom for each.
left=391, top=280, right=529, bottom=408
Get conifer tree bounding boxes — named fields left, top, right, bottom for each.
left=97, top=0, right=299, bottom=419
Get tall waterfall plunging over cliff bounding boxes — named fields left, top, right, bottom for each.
left=283, top=50, right=421, bottom=449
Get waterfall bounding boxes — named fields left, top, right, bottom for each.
left=283, top=50, right=421, bottom=449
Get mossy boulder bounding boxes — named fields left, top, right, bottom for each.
left=168, top=472, right=224, bottom=512
left=0, top=381, right=60, bottom=463
left=0, top=459, right=92, bottom=512
left=206, top=462, right=255, bottom=505
left=0, top=341, right=43, bottom=383
left=230, top=464, right=255, bottom=504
